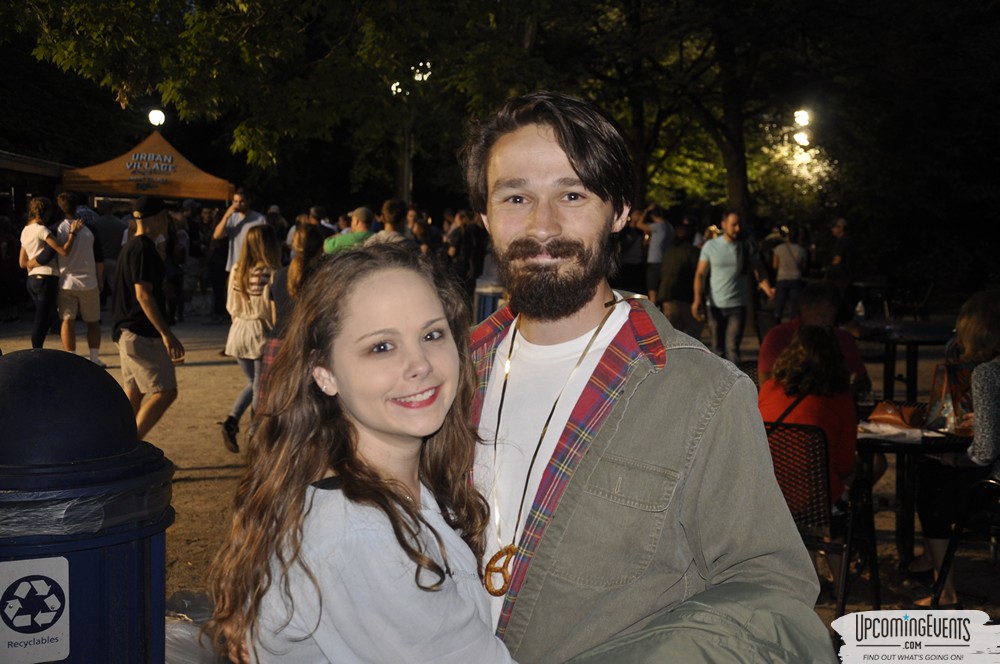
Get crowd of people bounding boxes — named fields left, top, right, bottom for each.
left=3, top=90, right=998, bottom=663
left=6, top=187, right=497, bottom=444
left=609, top=202, right=853, bottom=368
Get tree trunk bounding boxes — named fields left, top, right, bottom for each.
left=714, top=24, right=753, bottom=224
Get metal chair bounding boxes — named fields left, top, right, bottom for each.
left=890, top=282, right=935, bottom=321
left=764, top=422, right=880, bottom=617
left=931, top=478, right=1000, bottom=608
left=738, top=360, right=759, bottom=388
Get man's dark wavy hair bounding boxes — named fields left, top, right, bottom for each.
left=461, top=91, right=635, bottom=218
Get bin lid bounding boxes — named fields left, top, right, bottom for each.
left=0, top=349, right=138, bottom=466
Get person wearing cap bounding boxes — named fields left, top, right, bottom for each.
left=323, top=206, right=374, bottom=254
left=53, top=192, right=106, bottom=366
left=112, top=196, right=185, bottom=440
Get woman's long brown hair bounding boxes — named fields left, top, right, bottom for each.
left=287, top=223, right=324, bottom=297
left=955, top=290, right=1000, bottom=363
left=771, top=325, right=850, bottom=397
left=232, top=224, right=282, bottom=300
left=205, top=243, right=488, bottom=656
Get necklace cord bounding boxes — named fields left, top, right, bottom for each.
left=490, top=295, right=629, bottom=549
left=485, top=295, right=642, bottom=596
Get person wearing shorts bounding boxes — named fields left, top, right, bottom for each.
left=112, top=196, right=185, bottom=440
left=55, top=192, right=105, bottom=365
left=118, top=330, right=178, bottom=395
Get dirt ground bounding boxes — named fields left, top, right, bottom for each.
left=2, top=299, right=997, bottom=643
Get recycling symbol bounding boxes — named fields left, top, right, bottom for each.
left=1, top=575, right=66, bottom=634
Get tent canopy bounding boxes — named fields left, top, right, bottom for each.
left=62, top=131, right=234, bottom=201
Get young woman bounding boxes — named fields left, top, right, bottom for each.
left=255, top=223, right=324, bottom=409
left=221, top=224, right=282, bottom=452
left=915, top=289, right=1000, bottom=607
left=269, top=222, right=324, bottom=342
left=18, top=197, right=82, bottom=348
left=758, top=325, right=857, bottom=597
left=207, top=243, right=512, bottom=663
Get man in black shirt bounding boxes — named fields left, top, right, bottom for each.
left=825, top=216, right=856, bottom=323
left=112, top=196, right=185, bottom=440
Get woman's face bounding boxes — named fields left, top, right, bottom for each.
left=313, top=268, right=460, bottom=456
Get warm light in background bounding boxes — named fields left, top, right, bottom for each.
left=411, top=61, right=432, bottom=82
left=148, top=109, right=165, bottom=126
left=793, top=131, right=810, bottom=146
left=794, top=109, right=810, bottom=127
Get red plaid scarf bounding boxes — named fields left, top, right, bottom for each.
left=470, top=299, right=666, bottom=636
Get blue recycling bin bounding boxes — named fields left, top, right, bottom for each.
left=0, top=350, right=175, bottom=664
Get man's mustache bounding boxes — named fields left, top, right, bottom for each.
left=502, top=237, right=587, bottom=261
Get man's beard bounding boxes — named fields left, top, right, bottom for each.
left=494, top=230, right=616, bottom=321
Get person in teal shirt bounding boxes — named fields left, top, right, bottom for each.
left=692, top=209, right=774, bottom=363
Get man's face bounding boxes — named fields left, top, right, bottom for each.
left=481, top=123, right=628, bottom=320
left=233, top=194, right=248, bottom=212
left=721, top=213, right=741, bottom=241
left=831, top=222, right=846, bottom=238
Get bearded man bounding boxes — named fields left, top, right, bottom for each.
left=463, top=92, right=836, bottom=664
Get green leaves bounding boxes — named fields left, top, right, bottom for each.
left=12, top=0, right=999, bottom=294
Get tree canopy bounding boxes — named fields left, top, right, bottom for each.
left=6, top=0, right=999, bottom=291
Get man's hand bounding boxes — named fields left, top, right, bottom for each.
left=162, top=331, right=185, bottom=361
left=760, top=282, right=776, bottom=300
left=691, top=300, right=705, bottom=322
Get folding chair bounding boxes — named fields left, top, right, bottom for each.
left=932, top=478, right=1000, bottom=608
left=764, top=422, right=880, bottom=617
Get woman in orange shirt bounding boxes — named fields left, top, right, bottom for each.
left=758, top=325, right=857, bottom=598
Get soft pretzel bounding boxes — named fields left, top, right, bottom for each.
left=485, top=544, right=517, bottom=596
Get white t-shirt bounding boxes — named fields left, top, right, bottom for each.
left=474, top=299, right=630, bottom=626
left=645, top=220, right=675, bottom=264
left=19, top=223, right=57, bottom=276
left=224, top=210, right=266, bottom=272
left=253, top=481, right=511, bottom=663
left=55, top=219, right=99, bottom=290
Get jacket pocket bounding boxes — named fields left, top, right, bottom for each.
left=549, top=454, right=679, bottom=587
